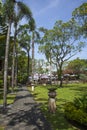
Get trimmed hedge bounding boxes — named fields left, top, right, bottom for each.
left=64, top=95, right=87, bottom=127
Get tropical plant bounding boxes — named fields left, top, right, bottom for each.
left=18, top=24, right=31, bottom=79
left=2, top=0, right=33, bottom=108
left=29, top=18, right=40, bottom=82
left=64, top=94, right=87, bottom=127
left=12, top=1, right=33, bottom=89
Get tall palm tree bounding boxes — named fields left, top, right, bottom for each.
left=3, top=0, right=33, bottom=108
left=12, top=1, right=33, bottom=89
left=18, top=24, right=31, bottom=79
left=29, top=19, right=40, bottom=82
left=2, top=0, right=15, bottom=108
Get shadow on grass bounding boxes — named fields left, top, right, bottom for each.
left=35, top=98, right=47, bottom=102
left=41, top=103, right=86, bottom=130
left=41, top=104, right=74, bottom=130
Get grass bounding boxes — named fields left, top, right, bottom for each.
left=0, top=87, right=17, bottom=105
left=0, top=127, right=4, bottom=130
left=28, top=83, right=87, bottom=130
left=0, top=87, right=17, bottom=130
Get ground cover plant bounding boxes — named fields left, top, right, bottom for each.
left=28, top=83, right=87, bottom=130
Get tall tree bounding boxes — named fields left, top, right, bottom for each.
left=12, top=1, right=33, bottom=89
left=2, top=0, right=33, bottom=108
left=2, top=0, right=15, bottom=108
left=39, top=19, right=85, bottom=87
left=66, top=58, right=87, bottom=76
left=29, top=18, right=40, bottom=82
left=72, top=3, right=87, bottom=38
left=18, top=24, right=31, bottom=79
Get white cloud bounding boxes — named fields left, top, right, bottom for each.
left=35, top=0, right=60, bottom=16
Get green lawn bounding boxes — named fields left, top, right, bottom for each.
left=0, top=127, right=4, bottom=130
left=28, top=83, right=87, bottom=130
left=0, top=87, right=17, bottom=105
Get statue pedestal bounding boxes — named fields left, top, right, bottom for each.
left=48, top=88, right=57, bottom=113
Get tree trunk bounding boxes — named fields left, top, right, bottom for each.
left=3, top=21, right=11, bottom=108
left=57, top=64, right=63, bottom=87
left=27, top=50, right=30, bottom=78
left=14, top=25, right=17, bottom=87
left=15, top=49, right=18, bottom=87
left=32, top=32, right=34, bottom=82
left=59, top=69, right=63, bottom=87
left=12, top=43, right=15, bottom=92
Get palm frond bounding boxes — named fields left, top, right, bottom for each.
left=28, top=18, right=36, bottom=31
left=17, top=1, right=32, bottom=20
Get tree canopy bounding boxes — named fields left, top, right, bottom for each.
left=39, top=19, right=85, bottom=87
left=72, top=3, right=87, bottom=38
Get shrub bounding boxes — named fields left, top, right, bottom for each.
left=64, top=95, right=87, bottom=127
left=73, top=94, right=87, bottom=112
left=18, top=73, right=28, bottom=84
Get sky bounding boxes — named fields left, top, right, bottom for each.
left=21, top=0, right=87, bottom=61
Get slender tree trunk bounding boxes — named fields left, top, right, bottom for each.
left=14, top=25, right=17, bottom=87
left=27, top=50, right=30, bottom=78
left=3, top=21, right=11, bottom=108
left=58, top=65, right=63, bottom=87
left=32, top=32, right=34, bottom=82
left=15, top=48, right=18, bottom=87
left=12, top=43, right=15, bottom=92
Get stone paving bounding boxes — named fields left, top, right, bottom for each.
left=0, top=86, right=52, bottom=130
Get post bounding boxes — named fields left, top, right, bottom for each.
left=48, top=88, right=57, bottom=113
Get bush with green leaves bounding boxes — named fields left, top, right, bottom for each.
left=73, top=95, right=87, bottom=112
left=18, top=73, right=28, bottom=84
left=64, top=94, right=87, bottom=127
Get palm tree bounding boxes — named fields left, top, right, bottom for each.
left=3, top=0, right=33, bottom=108
left=18, top=24, right=31, bottom=79
left=12, top=1, right=33, bottom=89
left=29, top=19, right=40, bottom=82
left=2, top=0, right=15, bottom=108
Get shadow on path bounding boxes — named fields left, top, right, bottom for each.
left=0, top=86, right=52, bottom=130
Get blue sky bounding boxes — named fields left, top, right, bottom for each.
left=21, top=0, right=87, bottom=60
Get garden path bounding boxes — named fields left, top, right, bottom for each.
left=0, top=86, right=52, bottom=130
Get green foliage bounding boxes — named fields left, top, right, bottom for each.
left=64, top=94, right=87, bottom=127
left=73, top=94, right=87, bottom=112
left=18, top=73, right=28, bottom=84
left=39, top=19, right=85, bottom=87
left=66, top=58, right=87, bottom=76
left=0, top=79, right=3, bottom=87
left=72, top=3, right=87, bottom=38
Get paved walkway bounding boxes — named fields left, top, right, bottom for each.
left=0, top=86, right=52, bottom=130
